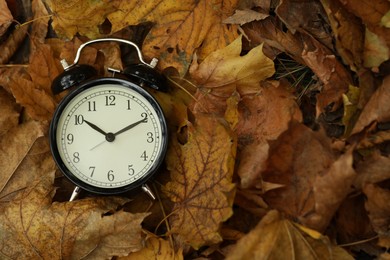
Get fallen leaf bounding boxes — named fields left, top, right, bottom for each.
left=276, top=0, right=333, bottom=49
left=0, top=172, right=148, bottom=259
left=363, top=184, right=390, bottom=247
left=301, top=36, right=353, bottom=115
left=305, top=147, right=356, bottom=231
left=31, top=0, right=50, bottom=44
left=189, top=35, right=275, bottom=115
left=320, top=0, right=365, bottom=71
left=354, top=152, right=390, bottom=190
left=342, top=85, right=360, bottom=136
left=44, top=0, right=118, bottom=39
left=9, top=76, right=56, bottom=121
left=163, top=114, right=236, bottom=249
left=226, top=210, right=353, bottom=260
left=223, top=9, right=269, bottom=25
left=364, top=27, right=389, bottom=69
left=261, top=122, right=334, bottom=226
left=382, top=10, right=390, bottom=27
left=0, top=25, right=28, bottom=64
left=0, top=121, right=45, bottom=196
left=120, top=236, right=183, bottom=260
left=0, top=136, right=56, bottom=202
left=0, top=87, right=20, bottom=136
left=0, top=0, right=12, bottom=37
left=236, top=80, right=302, bottom=188
left=339, top=0, right=390, bottom=27
left=352, top=75, right=390, bottom=135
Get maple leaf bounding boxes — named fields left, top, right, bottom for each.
left=0, top=87, right=20, bottom=136
left=226, top=210, right=353, bottom=260
left=189, top=35, right=275, bottom=115
left=163, top=114, right=236, bottom=249
left=0, top=172, right=148, bottom=259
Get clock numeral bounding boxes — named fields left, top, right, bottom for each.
left=140, top=151, right=148, bottom=161
left=127, top=99, right=131, bottom=110
left=105, top=95, right=116, bottom=106
left=88, top=101, right=96, bottom=111
left=74, top=115, right=84, bottom=125
left=107, top=170, right=114, bottom=182
left=141, top=112, right=148, bottom=123
left=89, top=166, right=96, bottom=177
left=67, top=133, right=74, bottom=144
left=128, top=165, right=135, bottom=175
left=147, top=132, right=154, bottom=143
left=73, top=152, right=80, bottom=163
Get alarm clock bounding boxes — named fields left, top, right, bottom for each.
left=49, top=38, right=168, bottom=201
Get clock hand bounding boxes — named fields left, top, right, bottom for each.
left=114, top=117, right=147, bottom=136
left=84, top=119, right=108, bottom=136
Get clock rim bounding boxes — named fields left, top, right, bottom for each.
left=49, top=77, right=168, bottom=195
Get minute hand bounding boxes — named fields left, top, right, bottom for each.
left=114, top=117, right=147, bottom=136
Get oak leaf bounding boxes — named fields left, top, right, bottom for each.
left=163, top=114, right=236, bottom=249
left=226, top=210, right=353, bottom=260
left=0, top=172, right=148, bottom=259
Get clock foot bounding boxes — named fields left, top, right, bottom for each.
left=69, top=186, right=82, bottom=201
left=141, top=184, right=156, bottom=200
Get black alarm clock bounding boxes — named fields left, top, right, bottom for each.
left=49, top=38, right=168, bottom=201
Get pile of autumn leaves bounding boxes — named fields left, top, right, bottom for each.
left=0, top=0, right=390, bottom=259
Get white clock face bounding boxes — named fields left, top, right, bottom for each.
left=53, top=81, right=167, bottom=192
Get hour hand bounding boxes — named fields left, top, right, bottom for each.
left=84, top=119, right=107, bottom=136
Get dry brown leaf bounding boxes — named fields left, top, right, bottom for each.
left=9, top=76, right=56, bottom=121
left=0, top=0, right=12, bottom=37
left=352, top=75, right=390, bottom=135
left=305, top=147, right=356, bottom=231
left=0, top=172, right=148, bottom=259
left=363, top=184, right=390, bottom=247
left=0, top=87, right=20, bottom=136
left=0, top=25, right=28, bottom=64
left=354, top=152, right=390, bottom=189
left=163, top=114, right=236, bottom=249
left=364, top=27, right=389, bottom=69
left=226, top=210, right=353, bottom=260
left=320, top=0, right=365, bottom=71
left=301, top=36, right=353, bottom=115
left=262, top=122, right=334, bottom=225
left=236, top=80, right=302, bottom=188
left=0, top=136, right=56, bottom=202
left=120, top=236, right=183, bottom=260
left=0, top=121, right=45, bottom=196
left=223, top=9, right=269, bottom=25
left=276, top=0, right=333, bottom=49
left=28, top=42, right=63, bottom=94
left=31, top=0, right=50, bottom=44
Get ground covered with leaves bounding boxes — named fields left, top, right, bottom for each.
left=0, top=0, right=390, bottom=259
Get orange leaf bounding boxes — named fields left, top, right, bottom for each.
left=0, top=173, right=148, bottom=259
left=163, top=115, right=236, bottom=249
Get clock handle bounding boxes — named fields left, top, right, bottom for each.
left=141, top=184, right=156, bottom=200
left=65, top=38, right=156, bottom=70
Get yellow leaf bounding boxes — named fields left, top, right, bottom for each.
left=226, top=210, right=353, bottom=260
left=163, top=114, right=236, bottom=249
left=0, top=173, right=148, bottom=259
left=45, top=0, right=117, bottom=39
left=120, top=236, right=183, bottom=260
